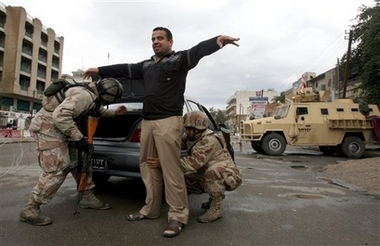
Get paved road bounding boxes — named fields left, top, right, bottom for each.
left=0, top=140, right=379, bottom=245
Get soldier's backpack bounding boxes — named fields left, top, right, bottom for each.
left=44, top=78, right=94, bottom=104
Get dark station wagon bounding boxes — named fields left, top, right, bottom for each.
left=85, top=79, right=228, bottom=183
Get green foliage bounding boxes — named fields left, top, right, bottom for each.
left=208, top=107, right=228, bottom=126
left=272, top=91, right=286, bottom=103
left=347, top=1, right=380, bottom=107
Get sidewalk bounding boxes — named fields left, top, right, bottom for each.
left=0, top=137, right=35, bottom=143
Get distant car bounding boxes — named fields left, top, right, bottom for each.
left=86, top=79, right=228, bottom=183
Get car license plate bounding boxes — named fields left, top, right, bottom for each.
left=91, top=157, right=107, bottom=171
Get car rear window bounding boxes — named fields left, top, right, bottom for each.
left=107, top=102, right=143, bottom=112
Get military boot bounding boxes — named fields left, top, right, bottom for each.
left=201, top=194, right=225, bottom=209
left=197, top=195, right=224, bottom=223
left=80, top=190, right=111, bottom=210
left=19, top=196, right=52, bottom=226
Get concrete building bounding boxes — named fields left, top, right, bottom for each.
left=0, top=3, right=64, bottom=118
left=226, top=89, right=277, bottom=133
left=287, top=67, right=362, bottom=102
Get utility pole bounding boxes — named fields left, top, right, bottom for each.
left=342, top=30, right=353, bottom=98
left=336, top=58, right=340, bottom=99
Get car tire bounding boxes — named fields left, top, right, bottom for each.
left=340, top=136, right=365, bottom=158
left=262, top=132, right=286, bottom=156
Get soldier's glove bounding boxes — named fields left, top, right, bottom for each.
left=75, top=137, right=89, bottom=152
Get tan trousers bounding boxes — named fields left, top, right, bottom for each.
left=139, top=116, right=189, bottom=224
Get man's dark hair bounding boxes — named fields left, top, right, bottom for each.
left=153, top=27, right=173, bottom=40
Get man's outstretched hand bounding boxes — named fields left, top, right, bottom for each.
left=83, top=68, right=99, bottom=80
left=217, top=35, right=240, bottom=48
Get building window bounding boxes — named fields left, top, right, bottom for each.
left=41, top=32, right=48, bottom=47
left=32, top=102, right=42, bottom=111
left=19, top=75, right=30, bottom=90
left=52, top=55, right=60, bottom=68
left=17, top=99, right=30, bottom=112
left=25, top=22, right=33, bottom=38
left=37, top=64, right=46, bottom=79
left=54, top=40, right=60, bottom=54
left=36, top=80, right=45, bottom=94
left=38, top=48, right=47, bottom=63
left=51, top=70, right=59, bottom=80
left=0, top=11, right=6, bottom=28
left=0, top=97, right=13, bottom=107
left=0, top=32, right=5, bottom=48
left=0, top=51, right=3, bottom=67
left=22, top=39, right=33, bottom=56
left=20, top=57, right=32, bottom=73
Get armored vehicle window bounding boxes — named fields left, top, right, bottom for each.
left=351, top=108, right=359, bottom=112
left=321, top=108, right=328, bottom=115
left=274, top=104, right=290, bottom=118
left=337, top=108, right=344, bottom=112
left=296, top=107, right=308, bottom=116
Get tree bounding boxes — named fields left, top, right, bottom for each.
left=347, top=1, right=380, bottom=107
left=271, top=91, right=286, bottom=103
left=208, top=107, right=228, bottom=126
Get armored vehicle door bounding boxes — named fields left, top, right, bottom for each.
left=295, top=106, right=313, bottom=144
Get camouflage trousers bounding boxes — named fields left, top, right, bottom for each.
left=29, top=115, right=94, bottom=204
left=185, top=164, right=242, bottom=197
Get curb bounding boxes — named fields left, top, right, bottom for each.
left=0, top=138, right=35, bottom=144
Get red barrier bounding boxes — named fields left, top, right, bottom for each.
left=0, top=129, right=21, bottom=138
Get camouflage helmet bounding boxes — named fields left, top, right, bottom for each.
left=96, top=78, right=123, bottom=105
left=183, top=111, right=208, bottom=130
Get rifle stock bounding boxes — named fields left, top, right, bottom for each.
left=78, top=116, right=99, bottom=191
left=74, top=116, right=99, bottom=214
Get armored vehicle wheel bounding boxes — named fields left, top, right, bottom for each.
left=251, top=142, right=264, bottom=154
left=92, top=173, right=111, bottom=184
left=262, top=133, right=286, bottom=156
left=318, top=146, right=339, bottom=156
left=340, top=136, right=365, bottom=158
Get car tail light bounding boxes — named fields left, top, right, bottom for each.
left=130, top=123, right=141, bottom=143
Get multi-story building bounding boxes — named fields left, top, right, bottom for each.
left=0, top=3, right=63, bottom=119
left=226, top=89, right=277, bottom=133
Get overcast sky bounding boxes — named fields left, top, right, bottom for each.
left=3, top=0, right=376, bottom=109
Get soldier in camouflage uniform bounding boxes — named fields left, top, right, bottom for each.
left=19, top=77, right=126, bottom=226
left=148, top=111, right=242, bottom=223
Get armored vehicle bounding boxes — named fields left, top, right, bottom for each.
left=239, top=87, right=380, bottom=158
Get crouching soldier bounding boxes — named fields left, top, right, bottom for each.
left=20, top=77, right=126, bottom=226
left=148, top=110, right=242, bottom=223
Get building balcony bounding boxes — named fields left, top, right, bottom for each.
left=226, top=95, right=237, bottom=105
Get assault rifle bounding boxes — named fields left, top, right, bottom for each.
left=74, top=116, right=99, bottom=215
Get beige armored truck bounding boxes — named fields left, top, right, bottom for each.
left=239, top=87, right=380, bottom=158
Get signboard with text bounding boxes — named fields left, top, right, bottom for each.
left=249, top=96, right=268, bottom=119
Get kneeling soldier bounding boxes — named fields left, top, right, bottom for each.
left=148, top=111, right=242, bottom=223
